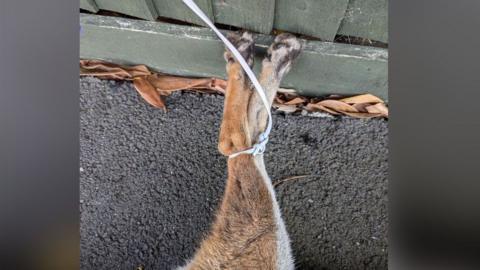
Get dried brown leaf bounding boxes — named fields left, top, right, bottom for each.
left=80, top=60, right=151, bottom=79
left=365, top=103, right=389, bottom=117
left=273, top=175, right=319, bottom=187
left=284, top=97, right=306, bottom=105
left=340, top=94, right=384, bottom=104
left=342, top=112, right=383, bottom=118
left=146, top=74, right=226, bottom=94
left=274, top=104, right=298, bottom=113
left=80, top=60, right=388, bottom=118
left=305, top=103, right=341, bottom=115
left=352, top=102, right=373, bottom=112
left=316, top=99, right=359, bottom=113
left=133, top=77, right=166, bottom=111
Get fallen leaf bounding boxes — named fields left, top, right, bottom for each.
left=352, top=103, right=372, bottom=112
left=316, top=99, right=359, bottom=113
left=81, top=60, right=226, bottom=110
left=340, top=94, right=384, bottom=104
left=274, top=103, right=298, bottom=113
left=342, top=112, right=383, bottom=118
left=133, top=76, right=166, bottom=111
left=273, top=175, right=319, bottom=187
left=80, top=60, right=150, bottom=79
left=146, top=74, right=225, bottom=95
left=305, top=103, right=341, bottom=115
left=284, top=97, right=306, bottom=105
left=80, top=60, right=388, bottom=119
left=366, top=103, right=389, bottom=117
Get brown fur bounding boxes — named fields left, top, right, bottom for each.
left=218, top=63, right=254, bottom=156
left=186, top=155, right=277, bottom=269
left=182, top=32, right=302, bottom=270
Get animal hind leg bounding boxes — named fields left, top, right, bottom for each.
left=218, top=31, right=256, bottom=156
left=224, top=31, right=255, bottom=73
left=249, top=33, right=303, bottom=136
left=261, top=33, right=302, bottom=103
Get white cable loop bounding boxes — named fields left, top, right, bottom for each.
left=183, top=0, right=273, bottom=159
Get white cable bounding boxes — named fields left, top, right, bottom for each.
left=183, top=0, right=272, bottom=159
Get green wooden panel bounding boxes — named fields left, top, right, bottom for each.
left=337, top=0, right=388, bottom=43
left=80, top=14, right=388, bottom=100
left=153, top=0, right=213, bottom=26
left=80, top=0, right=99, bottom=13
left=95, top=0, right=158, bottom=21
left=274, top=0, right=349, bottom=41
left=212, top=0, right=275, bottom=34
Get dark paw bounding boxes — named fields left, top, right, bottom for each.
left=266, top=33, right=302, bottom=77
left=224, top=31, right=255, bottom=67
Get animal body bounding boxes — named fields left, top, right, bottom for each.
left=178, top=31, right=302, bottom=270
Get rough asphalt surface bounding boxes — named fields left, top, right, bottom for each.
left=80, top=77, right=388, bottom=270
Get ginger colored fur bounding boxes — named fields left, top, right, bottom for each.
left=179, top=32, right=302, bottom=270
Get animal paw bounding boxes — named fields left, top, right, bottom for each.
left=266, top=33, right=302, bottom=78
left=224, top=31, right=255, bottom=68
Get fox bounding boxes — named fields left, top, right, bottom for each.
left=177, top=31, right=302, bottom=270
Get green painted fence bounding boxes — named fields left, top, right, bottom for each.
left=80, top=0, right=99, bottom=13
left=80, top=14, right=388, bottom=100
left=80, top=0, right=388, bottom=42
left=153, top=0, right=214, bottom=26
left=79, top=1, right=388, bottom=99
left=338, top=0, right=388, bottom=43
left=94, top=0, right=158, bottom=21
left=274, top=0, right=349, bottom=41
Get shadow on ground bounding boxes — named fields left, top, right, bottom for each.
left=80, top=77, right=388, bottom=270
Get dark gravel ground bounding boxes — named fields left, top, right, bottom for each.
left=80, top=77, right=388, bottom=270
